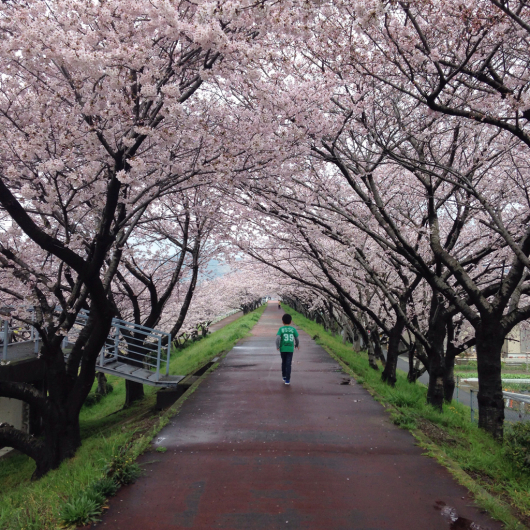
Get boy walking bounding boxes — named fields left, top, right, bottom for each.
left=276, top=314, right=299, bottom=385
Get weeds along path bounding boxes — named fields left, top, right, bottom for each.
left=97, top=302, right=502, bottom=530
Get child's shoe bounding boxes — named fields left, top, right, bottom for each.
left=284, top=380, right=290, bottom=385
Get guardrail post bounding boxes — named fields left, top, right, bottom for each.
left=166, top=334, right=171, bottom=376
left=99, top=343, right=105, bottom=367
left=470, top=389, right=475, bottom=423
left=34, top=326, right=40, bottom=354
left=2, top=320, right=8, bottom=361
left=155, top=336, right=161, bottom=382
left=114, top=325, right=120, bottom=361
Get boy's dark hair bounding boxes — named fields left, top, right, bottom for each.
left=282, top=314, right=292, bottom=324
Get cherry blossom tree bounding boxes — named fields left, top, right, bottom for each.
left=0, top=0, right=267, bottom=476
left=111, top=188, right=223, bottom=405
left=169, top=266, right=268, bottom=342
left=220, top=0, right=530, bottom=438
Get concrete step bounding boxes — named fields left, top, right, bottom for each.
left=155, top=357, right=220, bottom=410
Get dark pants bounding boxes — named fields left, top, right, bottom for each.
left=281, top=351, right=294, bottom=381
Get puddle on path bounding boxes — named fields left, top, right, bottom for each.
left=434, top=500, right=489, bottom=530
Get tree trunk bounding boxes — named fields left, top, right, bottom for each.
left=372, top=330, right=386, bottom=366
left=37, top=302, right=113, bottom=476
left=407, top=343, right=417, bottom=383
left=443, top=358, right=456, bottom=403
left=426, top=353, right=445, bottom=411
left=425, top=314, right=446, bottom=411
left=0, top=378, right=82, bottom=480
left=96, top=372, right=109, bottom=395
left=168, top=251, right=199, bottom=339
left=407, top=341, right=427, bottom=383
left=475, top=320, right=505, bottom=439
left=381, top=316, right=405, bottom=386
left=366, top=323, right=379, bottom=370
left=352, top=332, right=362, bottom=353
left=444, top=347, right=457, bottom=403
left=33, top=406, right=82, bottom=479
left=1, top=356, right=89, bottom=479
left=25, top=338, right=84, bottom=477
left=444, top=318, right=459, bottom=403
left=367, top=340, right=378, bottom=370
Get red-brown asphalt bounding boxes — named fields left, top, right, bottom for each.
left=96, top=303, right=502, bottom=530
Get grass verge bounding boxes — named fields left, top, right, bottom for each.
left=0, top=305, right=265, bottom=530
left=456, top=361, right=530, bottom=373
left=283, top=304, right=530, bottom=530
left=455, top=372, right=530, bottom=380
left=455, top=372, right=530, bottom=393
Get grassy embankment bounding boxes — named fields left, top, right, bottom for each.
left=284, top=304, right=530, bottom=530
left=0, top=305, right=265, bottom=530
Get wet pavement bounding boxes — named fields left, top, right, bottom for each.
left=97, top=303, right=502, bottom=530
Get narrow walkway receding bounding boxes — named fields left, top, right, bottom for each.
left=98, top=303, right=501, bottom=530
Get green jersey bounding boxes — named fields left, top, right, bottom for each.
left=276, top=325, right=299, bottom=353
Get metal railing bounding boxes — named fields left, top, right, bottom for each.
left=1, top=315, right=39, bottom=362
left=68, top=311, right=172, bottom=382
left=468, top=387, right=530, bottom=423
left=1, top=309, right=171, bottom=383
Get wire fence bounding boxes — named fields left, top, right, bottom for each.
left=455, top=378, right=530, bottom=424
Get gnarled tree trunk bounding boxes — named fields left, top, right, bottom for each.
left=381, top=316, right=405, bottom=386
left=0, top=306, right=113, bottom=478
left=407, top=341, right=427, bottom=383
left=407, top=343, right=417, bottom=383
left=372, top=329, right=386, bottom=366
left=475, top=320, right=505, bottom=439
left=96, top=372, right=109, bottom=395
left=367, top=323, right=379, bottom=370
left=352, top=332, right=362, bottom=353
left=425, top=314, right=446, bottom=411
left=444, top=318, right=459, bottom=403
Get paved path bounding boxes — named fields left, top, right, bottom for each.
left=209, top=311, right=244, bottom=333
left=98, top=303, right=502, bottom=530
